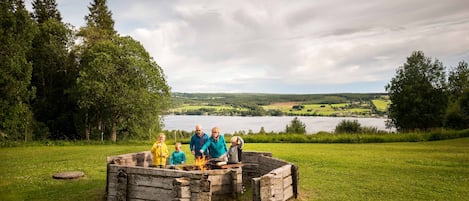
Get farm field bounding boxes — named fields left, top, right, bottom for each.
left=263, top=102, right=372, bottom=116
left=371, top=99, right=390, bottom=112
left=1, top=138, right=468, bottom=200
left=170, top=93, right=389, bottom=117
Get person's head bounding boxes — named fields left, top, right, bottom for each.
left=175, top=142, right=182, bottom=151
left=211, top=127, right=220, bottom=138
left=230, top=136, right=239, bottom=146
left=158, top=133, right=166, bottom=142
left=195, top=124, right=203, bottom=136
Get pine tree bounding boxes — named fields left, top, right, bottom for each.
left=78, top=0, right=116, bottom=44
left=31, top=0, right=61, bottom=23
left=0, top=0, right=37, bottom=141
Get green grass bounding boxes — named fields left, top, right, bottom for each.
left=371, top=99, right=390, bottom=112
left=263, top=103, right=372, bottom=116
left=170, top=104, right=248, bottom=113
left=1, top=138, right=469, bottom=200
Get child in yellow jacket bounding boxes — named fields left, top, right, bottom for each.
left=150, top=133, right=169, bottom=167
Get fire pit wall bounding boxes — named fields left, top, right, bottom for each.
left=242, top=151, right=299, bottom=201
left=106, top=151, right=298, bottom=201
left=106, top=151, right=241, bottom=201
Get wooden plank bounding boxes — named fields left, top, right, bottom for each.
left=218, top=163, right=243, bottom=169
left=283, top=186, right=294, bottom=201
left=260, top=174, right=272, bottom=200
left=127, top=185, right=173, bottom=200
left=270, top=165, right=292, bottom=178
left=128, top=174, right=174, bottom=189
left=291, top=164, right=299, bottom=199
left=252, top=177, right=261, bottom=201
left=283, top=176, right=292, bottom=189
left=271, top=175, right=284, bottom=201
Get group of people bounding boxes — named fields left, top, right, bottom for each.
left=150, top=124, right=244, bottom=167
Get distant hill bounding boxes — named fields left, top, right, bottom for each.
left=169, top=92, right=389, bottom=117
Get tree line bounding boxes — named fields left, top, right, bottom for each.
left=1, top=0, right=171, bottom=142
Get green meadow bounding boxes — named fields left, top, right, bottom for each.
left=263, top=103, right=372, bottom=116
left=1, top=138, right=468, bottom=201
left=371, top=99, right=390, bottom=112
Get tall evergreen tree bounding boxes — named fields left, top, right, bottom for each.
left=31, top=0, right=61, bottom=23
left=78, top=0, right=115, bottom=44
left=30, top=0, right=77, bottom=139
left=0, top=0, right=37, bottom=141
left=385, top=51, right=448, bottom=131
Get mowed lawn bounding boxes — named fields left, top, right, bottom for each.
left=1, top=138, right=469, bottom=201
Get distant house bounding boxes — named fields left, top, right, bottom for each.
left=292, top=105, right=304, bottom=110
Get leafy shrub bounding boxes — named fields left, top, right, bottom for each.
left=285, top=117, right=306, bottom=134
left=335, top=120, right=361, bottom=134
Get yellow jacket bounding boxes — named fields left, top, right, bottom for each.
left=150, top=141, right=169, bottom=166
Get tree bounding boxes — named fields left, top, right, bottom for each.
left=31, top=0, right=61, bottom=23
left=259, top=126, right=266, bottom=134
left=445, top=61, right=469, bottom=129
left=74, top=0, right=117, bottom=140
left=285, top=117, right=306, bottom=134
left=78, top=0, right=115, bottom=44
left=0, top=0, right=37, bottom=141
left=76, top=36, right=171, bottom=142
left=447, top=61, right=469, bottom=101
left=30, top=0, right=77, bottom=140
left=385, top=51, right=448, bottom=131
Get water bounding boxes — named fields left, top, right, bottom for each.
left=162, top=115, right=392, bottom=134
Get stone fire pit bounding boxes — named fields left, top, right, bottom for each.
left=106, top=151, right=298, bottom=201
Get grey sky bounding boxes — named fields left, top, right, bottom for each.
left=27, top=0, right=469, bottom=93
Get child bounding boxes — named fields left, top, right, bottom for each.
left=150, top=133, right=169, bottom=168
left=170, top=143, right=186, bottom=165
left=227, top=136, right=244, bottom=164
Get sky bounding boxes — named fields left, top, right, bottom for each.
left=26, top=0, right=469, bottom=94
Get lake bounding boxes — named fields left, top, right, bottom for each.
left=162, top=115, right=393, bottom=134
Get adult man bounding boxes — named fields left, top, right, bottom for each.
left=190, top=124, right=209, bottom=158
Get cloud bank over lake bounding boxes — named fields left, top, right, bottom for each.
left=27, top=0, right=469, bottom=93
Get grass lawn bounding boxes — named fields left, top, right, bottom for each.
left=1, top=138, right=469, bottom=200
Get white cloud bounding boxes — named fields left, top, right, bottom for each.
left=25, top=0, right=469, bottom=93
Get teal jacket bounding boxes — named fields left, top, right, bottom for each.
left=201, top=135, right=227, bottom=158
left=170, top=150, right=186, bottom=165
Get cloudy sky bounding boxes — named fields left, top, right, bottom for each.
left=27, top=0, right=469, bottom=93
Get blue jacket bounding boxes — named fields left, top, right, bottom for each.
left=190, top=133, right=209, bottom=157
left=170, top=150, right=186, bottom=165
left=201, top=135, right=228, bottom=158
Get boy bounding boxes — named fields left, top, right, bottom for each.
left=228, top=136, right=244, bottom=164
left=150, top=133, right=169, bottom=168
left=170, top=143, right=186, bottom=165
